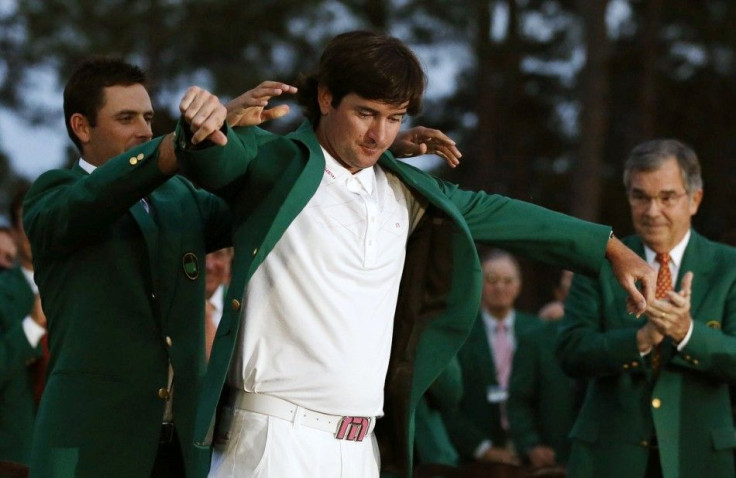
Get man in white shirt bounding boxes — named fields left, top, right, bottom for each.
left=557, top=139, right=736, bottom=478
left=180, top=30, right=657, bottom=478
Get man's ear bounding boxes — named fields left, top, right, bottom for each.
left=69, top=113, right=92, bottom=145
left=317, top=84, right=333, bottom=115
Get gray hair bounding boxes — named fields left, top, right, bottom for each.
left=623, top=139, right=703, bottom=193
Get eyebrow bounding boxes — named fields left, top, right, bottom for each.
left=355, top=105, right=407, bottom=116
left=629, top=187, right=681, bottom=194
left=113, top=109, right=154, bottom=117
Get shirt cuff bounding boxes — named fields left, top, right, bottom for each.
left=473, top=439, right=493, bottom=460
left=676, top=320, right=695, bottom=351
left=22, top=316, right=46, bottom=348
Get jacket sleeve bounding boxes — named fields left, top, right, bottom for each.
left=23, top=137, right=170, bottom=257
left=438, top=181, right=611, bottom=278
left=176, top=125, right=262, bottom=193
left=669, top=274, right=736, bottom=384
left=556, top=272, right=646, bottom=379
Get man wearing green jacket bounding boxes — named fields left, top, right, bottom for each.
left=443, top=250, right=539, bottom=465
left=508, top=319, right=577, bottom=468
left=557, top=139, right=736, bottom=478
left=0, top=186, right=46, bottom=465
left=24, top=58, right=237, bottom=477
left=179, top=31, right=655, bottom=478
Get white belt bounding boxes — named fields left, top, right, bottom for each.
left=231, top=390, right=375, bottom=442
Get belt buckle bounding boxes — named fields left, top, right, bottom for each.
left=334, top=416, right=371, bottom=442
left=160, top=422, right=175, bottom=444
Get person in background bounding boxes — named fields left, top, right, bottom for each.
left=443, top=250, right=538, bottom=466
left=557, top=139, right=736, bottom=478
left=0, top=219, right=17, bottom=270
left=0, top=185, right=47, bottom=465
left=204, top=247, right=233, bottom=362
left=508, top=302, right=577, bottom=468
left=537, top=269, right=573, bottom=321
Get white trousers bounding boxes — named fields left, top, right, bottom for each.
left=208, top=409, right=381, bottom=478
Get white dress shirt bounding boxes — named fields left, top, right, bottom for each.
left=229, top=147, right=426, bottom=417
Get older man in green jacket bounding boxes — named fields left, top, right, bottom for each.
left=557, top=139, right=736, bottom=478
left=179, top=31, right=655, bottom=478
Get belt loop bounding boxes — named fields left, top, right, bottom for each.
left=292, top=405, right=302, bottom=429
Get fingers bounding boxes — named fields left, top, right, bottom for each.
left=416, top=128, right=462, bottom=167
left=180, top=87, right=228, bottom=145
left=623, top=279, right=647, bottom=317
left=392, top=126, right=462, bottom=166
left=226, top=81, right=297, bottom=127
left=261, top=104, right=292, bottom=122
left=638, top=270, right=656, bottom=315
left=679, top=271, right=693, bottom=297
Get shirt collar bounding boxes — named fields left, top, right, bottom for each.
left=320, top=146, right=375, bottom=195
left=20, top=265, right=38, bottom=295
left=78, top=158, right=96, bottom=174
left=481, top=307, right=516, bottom=332
left=643, top=229, right=691, bottom=269
left=208, top=284, right=225, bottom=315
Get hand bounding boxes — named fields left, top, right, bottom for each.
left=527, top=445, right=557, bottom=468
left=179, top=86, right=229, bottom=146
left=389, top=126, right=462, bottom=167
left=226, top=81, right=298, bottom=128
left=605, top=236, right=656, bottom=317
left=31, top=295, right=46, bottom=329
left=646, top=271, right=693, bottom=343
left=537, top=300, right=565, bottom=321
left=480, top=447, right=521, bottom=466
left=636, top=320, right=664, bottom=353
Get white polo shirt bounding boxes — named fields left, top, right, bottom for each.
left=229, top=148, right=426, bottom=417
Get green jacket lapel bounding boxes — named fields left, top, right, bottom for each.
left=129, top=198, right=160, bottom=301
left=245, top=122, right=323, bottom=279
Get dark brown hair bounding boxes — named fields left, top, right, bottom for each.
left=297, top=30, right=426, bottom=125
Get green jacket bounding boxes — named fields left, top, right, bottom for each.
left=507, top=319, right=577, bottom=464
left=0, top=267, right=41, bottom=464
left=557, top=232, right=736, bottom=478
left=24, top=133, right=234, bottom=477
left=414, top=356, right=462, bottom=466
left=179, top=121, right=612, bottom=478
left=443, top=311, right=539, bottom=461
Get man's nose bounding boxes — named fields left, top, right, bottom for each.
left=367, top=120, right=388, bottom=144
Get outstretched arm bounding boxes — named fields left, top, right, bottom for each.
left=605, top=235, right=656, bottom=317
